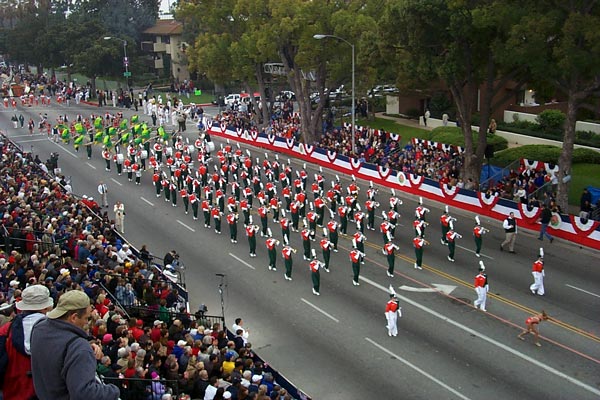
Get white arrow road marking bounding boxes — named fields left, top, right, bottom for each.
left=566, top=284, right=600, bottom=298
left=398, top=284, right=457, bottom=295
left=359, top=275, right=600, bottom=398
left=300, top=298, right=339, bottom=323
left=365, top=337, right=472, bottom=400
left=229, top=253, right=256, bottom=270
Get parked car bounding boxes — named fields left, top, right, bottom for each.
left=329, top=85, right=347, bottom=99
left=224, top=93, right=241, bottom=107
left=275, top=90, right=295, bottom=101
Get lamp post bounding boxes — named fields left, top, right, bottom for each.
left=103, top=36, right=129, bottom=90
left=314, top=34, right=355, bottom=155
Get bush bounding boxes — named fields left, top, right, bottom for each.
left=405, top=108, right=421, bottom=119
left=537, top=109, right=566, bottom=131
left=492, top=145, right=562, bottom=167
left=429, top=127, right=508, bottom=151
left=573, top=148, right=600, bottom=164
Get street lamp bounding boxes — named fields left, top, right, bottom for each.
left=104, top=36, right=129, bottom=90
left=314, top=33, right=355, bottom=155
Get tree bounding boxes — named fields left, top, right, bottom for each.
left=507, top=1, right=600, bottom=211
left=380, top=0, right=528, bottom=185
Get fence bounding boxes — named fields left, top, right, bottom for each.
left=102, top=376, right=182, bottom=399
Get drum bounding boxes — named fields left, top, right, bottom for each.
left=140, top=150, right=148, bottom=159
left=206, top=141, right=215, bottom=152
left=165, top=146, right=173, bottom=156
left=116, top=153, right=124, bottom=163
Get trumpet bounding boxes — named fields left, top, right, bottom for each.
left=422, top=221, right=430, bottom=227
left=455, top=234, right=463, bottom=239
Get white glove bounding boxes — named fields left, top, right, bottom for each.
left=397, top=308, right=402, bottom=317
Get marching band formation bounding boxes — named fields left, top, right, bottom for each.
left=51, top=110, right=547, bottom=339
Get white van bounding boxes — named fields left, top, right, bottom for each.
left=224, top=93, right=241, bottom=107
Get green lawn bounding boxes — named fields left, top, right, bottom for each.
left=356, top=117, right=430, bottom=145
left=153, top=91, right=215, bottom=105
left=570, top=163, right=600, bottom=207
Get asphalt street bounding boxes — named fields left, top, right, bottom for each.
left=2, top=100, right=599, bottom=399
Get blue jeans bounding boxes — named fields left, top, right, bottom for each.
left=539, top=223, right=553, bottom=240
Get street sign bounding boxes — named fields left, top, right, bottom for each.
left=123, top=72, right=132, bottom=77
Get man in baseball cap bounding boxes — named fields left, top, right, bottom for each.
left=31, top=290, right=120, bottom=400
left=0, top=285, right=54, bottom=399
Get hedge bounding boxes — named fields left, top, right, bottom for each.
left=496, top=121, right=600, bottom=148
left=430, top=127, right=509, bottom=151
left=492, top=145, right=600, bottom=167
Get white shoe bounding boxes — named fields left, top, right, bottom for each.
left=476, top=253, right=480, bottom=258
left=480, top=308, right=487, bottom=312
left=387, top=271, right=394, bottom=277
left=268, top=266, right=272, bottom=270
left=312, top=289, right=319, bottom=295
left=353, top=280, right=360, bottom=286
left=441, top=239, right=445, bottom=245
left=324, top=268, right=330, bottom=273
left=447, top=256, right=454, bottom=262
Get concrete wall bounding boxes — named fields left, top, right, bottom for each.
left=421, top=117, right=600, bottom=152
left=504, top=110, right=600, bottom=134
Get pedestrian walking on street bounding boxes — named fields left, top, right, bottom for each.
left=113, top=200, right=125, bottom=233
left=537, top=204, right=554, bottom=243
left=310, top=259, right=324, bottom=295
left=473, top=261, right=488, bottom=312
left=501, top=212, right=517, bottom=253
left=530, top=248, right=545, bottom=296
left=97, top=181, right=108, bottom=208
left=518, top=311, right=549, bottom=347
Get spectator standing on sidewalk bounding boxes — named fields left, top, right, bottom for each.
left=537, top=204, right=554, bottom=243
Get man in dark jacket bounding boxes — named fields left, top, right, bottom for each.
left=30, top=290, right=120, bottom=400
left=537, top=204, right=554, bottom=243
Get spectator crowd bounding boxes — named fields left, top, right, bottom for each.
left=0, top=134, right=296, bottom=400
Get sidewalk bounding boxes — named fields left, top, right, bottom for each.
left=374, top=112, right=435, bottom=131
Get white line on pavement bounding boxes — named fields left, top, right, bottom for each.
left=566, top=284, right=600, bottom=299
left=229, top=253, right=256, bottom=270
left=53, top=142, right=78, bottom=158
left=176, top=220, right=195, bottom=232
left=365, top=337, right=472, bottom=400
left=140, top=197, right=154, bottom=206
left=300, top=298, right=339, bottom=323
left=358, top=276, right=600, bottom=398
left=456, top=244, right=493, bottom=260
left=110, top=178, right=123, bottom=186
left=9, top=138, right=49, bottom=143
left=6, top=133, right=46, bottom=138
left=85, top=162, right=97, bottom=170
